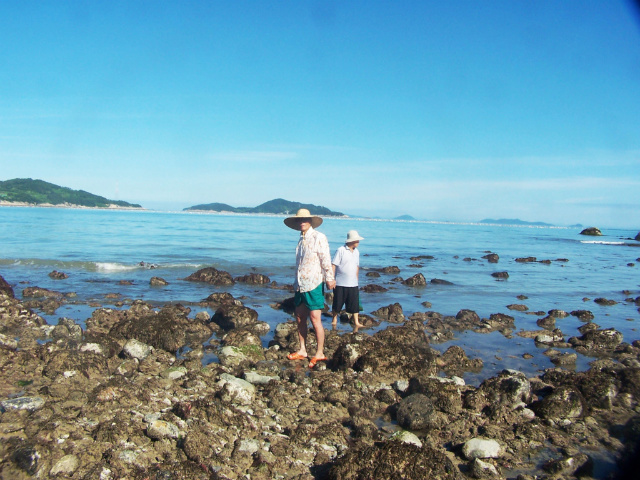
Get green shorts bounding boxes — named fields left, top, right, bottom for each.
left=294, top=283, right=325, bottom=311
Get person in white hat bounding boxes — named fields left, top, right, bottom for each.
left=284, top=208, right=336, bottom=368
left=331, top=230, right=364, bottom=328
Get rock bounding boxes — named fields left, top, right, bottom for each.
left=635, top=232, right=640, bottom=241
left=243, top=370, right=279, bottom=385
left=22, top=286, right=63, bottom=298
left=1, top=396, right=46, bottom=412
left=371, top=303, right=405, bottom=323
left=470, top=458, right=500, bottom=478
left=212, top=304, right=259, bottom=330
left=202, top=291, right=242, bottom=307
left=431, top=278, right=454, bottom=285
left=234, top=273, right=271, bottom=284
left=571, top=309, right=595, bottom=321
left=396, top=393, right=443, bottom=430
left=377, top=266, right=401, bottom=274
left=462, top=438, right=502, bottom=459
left=542, top=453, right=593, bottom=476
left=594, top=297, right=617, bottom=306
left=122, top=338, right=154, bottom=360
left=366, top=271, right=380, bottom=277
left=491, top=271, right=509, bottom=279
left=0, top=274, right=14, bottom=298
left=569, top=327, right=623, bottom=351
left=10, top=446, right=40, bottom=476
left=580, top=227, right=602, bottom=236
left=531, top=386, right=585, bottom=420
left=328, top=441, right=463, bottom=480
left=50, top=454, right=79, bottom=476
left=515, top=257, right=537, bottom=263
left=456, top=309, right=480, bottom=324
left=361, top=284, right=388, bottom=293
left=185, top=266, right=235, bottom=286
left=48, top=270, right=68, bottom=279
left=507, top=304, right=529, bottom=311
left=548, top=309, right=569, bottom=318
left=402, top=273, right=427, bottom=286
left=146, top=420, right=181, bottom=440
left=390, top=430, right=423, bottom=447
left=218, top=373, right=256, bottom=405
left=482, top=253, right=500, bottom=263
left=150, top=276, right=168, bottom=286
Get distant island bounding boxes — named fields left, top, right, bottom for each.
left=184, top=198, right=345, bottom=217
left=394, top=215, right=415, bottom=221
left=0, top=178, right=142, bottom=209
left=479, top=218, right=554, bottom=227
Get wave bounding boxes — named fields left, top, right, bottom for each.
left=580, top=240, right=626, bottom=245
left=0, top=258, right=206, bottom=272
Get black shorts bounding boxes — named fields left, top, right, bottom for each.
left=332, top=286, right=360, bottom=314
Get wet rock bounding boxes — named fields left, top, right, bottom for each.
left=212, top=303, right=259, bottom=330
left=569, top=327, right=623, bottom=352
left=236, top=273, right=271, bottom=284
left=515, top=257, right=537, bottom=263
left=185, top=266, right=235, bottom=286
left=594, top=297, right=617, bottom=306
left=201, top=291, right=242, bottom=307
left=146, top=419, right=181, bottom=440
left=218, top=373, right=256, bottom=405
left=328, top=441, right=462, bottom=480
left=482, top=253, right=500, bottom=263
left=52, top=317, right=83, bottom=341
left=441, top=345, right=483, bottom=376
left=411, top=255, right=435, bottom=261
left=537, top=315, right=556, bottom=329
left=396, top=393, right=444, bottom=430
left=10, top=445, right=40, bottom=476
left=377, top=266, right=401, bottom=274
left=149, top=276, right=168, bottom=286
left=0, top=274, right=14, bottom=298
left=371, top=303, right=405, bottom=323
left=361, top=284, right=388, bottom=293
left=580, top=227, right=602, bottom=236
left=456, top=309, right=480, bottom=324
left=542, top=452, right=593, bottom=476
left=366, top=271, right=380, bottom=277
left=431, top=278, right=454, bottom=285
left=530, top=385, right=585, bottom=420
left=507, top=304, right=528, bottom=311
left=466, top=369, right=531, bottom=412
left=571, top=309, right=595, bottom=321
left=463, top=438, right=502, bottom=459
left=402, top=273, right=427, bottom=286
left=407, top=375, right=463, bottom=414
left=48, top=270, right=68, bottom=279
left=491, top=271, right=509, bottom=279
left=22, top=286, right=63, bottom=298
left=548, top=309, right=569, bottom=318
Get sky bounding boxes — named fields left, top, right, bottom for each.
left=1, top=1, right=639, bottom=228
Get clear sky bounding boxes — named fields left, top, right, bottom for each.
left=1, top=1, right=639, bottom=228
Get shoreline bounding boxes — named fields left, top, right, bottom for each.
left=0, top=200, right=145, bottom=211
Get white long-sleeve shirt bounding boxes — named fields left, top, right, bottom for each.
left=294, top=226, right=334, bottom=292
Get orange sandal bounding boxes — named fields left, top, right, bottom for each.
left=287, top=352, right=307, bottom=361
left=308, top=357, right=328, bottom=369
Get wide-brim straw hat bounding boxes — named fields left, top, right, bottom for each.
left=346, top=230, right=364, bottom=243
left=284, top=208, right=323, bottom=230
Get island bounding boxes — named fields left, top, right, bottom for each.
left=184, top=198, right=345, bottom=216
left=0, top=178, right=142, bottom=209
left=478, top=218, right=554, bottom=227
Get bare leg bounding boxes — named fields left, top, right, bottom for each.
left=294, top=304, right=310, bottom=357
left=353, top=312, right=363, bottom=327
left=309, top=309, right=325, bottom=359
left=331, top=312, right=338, bottom=326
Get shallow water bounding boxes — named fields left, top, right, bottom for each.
left=1, top=206, right=639, bottom=384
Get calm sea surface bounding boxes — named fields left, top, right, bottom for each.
left=1, top=206, right=639, bottom=384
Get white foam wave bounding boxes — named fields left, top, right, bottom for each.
left=94, top=262, right=139, bottom=273
left=580, top=240, right=625, bottom=245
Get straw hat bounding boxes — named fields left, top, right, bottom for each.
left=284, top=208, right=323, bottom=230
left=346, top=230, right=364, bottom=243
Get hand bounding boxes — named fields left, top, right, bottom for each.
left=326, top=280, right=336, bottom=290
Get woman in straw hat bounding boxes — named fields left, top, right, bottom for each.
left=331, top=230, right=364, bottom=328
left=284, top=208, right=336, bottom=368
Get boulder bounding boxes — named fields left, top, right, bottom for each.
left=431, top=278, right=454, bottom=285
left=371, top=303, right=405, bottom=323
left=328, top=441, right=462, bottom=480
left=462, top=438, right=502, bottom=459
left=0, top=274, right=14, bottom=298
left=150, top=276, right=168, bottom=286
left=482, top=253, right=500, bottom=263
left=531, top=386, right=585, bottom=420
left=491, top=271, right=509, bottom=279
left=580, top=227, right=602, bottom=236
left=361, top=284, right=388, bottom=293
left=402, top=273, right=427, bottom=286
left=234, top=273, right=271, bottom=284
left=185, top=267, right=235, bottom=286
left=212, top=304, right=259, bottom=330
left=48, top=270, right=68, bottom=280
left=396, top=393, right=443, bottom=430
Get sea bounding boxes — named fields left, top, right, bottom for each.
left=1, top=206, right=639, bottom=385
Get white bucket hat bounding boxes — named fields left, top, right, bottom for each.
left=284, top=208, right=323, bottom=230
left=346, top=230, right=364, bottom=243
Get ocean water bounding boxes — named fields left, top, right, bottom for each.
left=1, top=206, right=639, bottom=384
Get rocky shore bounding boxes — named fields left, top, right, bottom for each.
left=1, top=270, right=640, bottom=480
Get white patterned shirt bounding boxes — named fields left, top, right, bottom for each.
left=294, top=227, right=334, bottom=292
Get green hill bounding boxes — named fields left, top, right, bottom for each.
left=0, top=178, right=142, bottom=208
left=185, top=198, right=345, bottom=216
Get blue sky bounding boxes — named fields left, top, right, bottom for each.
left=1, top=1, right=639, bottom=228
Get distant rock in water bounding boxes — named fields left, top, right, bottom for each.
left=635, top=232, right=640, bottom=241
left=580, top=227, right=602, bottom=236
left=394, top=214, right=415, bottom=221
